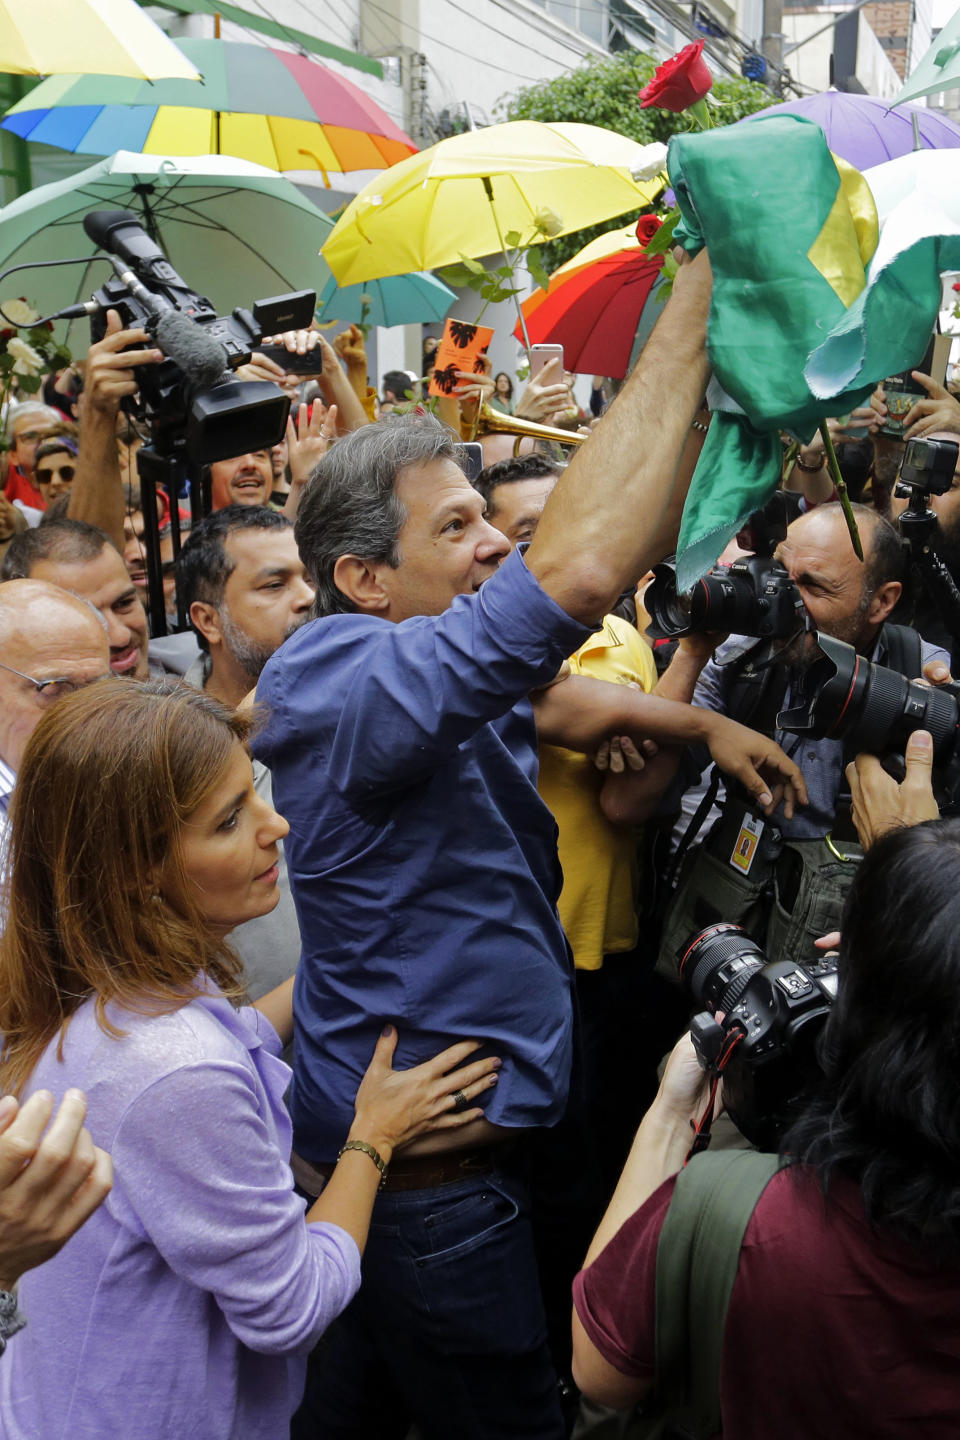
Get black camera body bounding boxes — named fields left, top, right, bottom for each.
left=681, top=922, right=838, bottom=1150
left=646, top=492, right=805, bottom=641
left=83, top=210, right=314, bottom=464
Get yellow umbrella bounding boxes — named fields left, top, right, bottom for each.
left=321, top=121, right=665, bottom=285
left=0, top=0, right=201, bottom=80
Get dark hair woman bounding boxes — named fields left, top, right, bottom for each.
left=571, top=816, right=960, bottom=1435
left=0, top=679, right=498, bottom=1439
left=490, top=371, right=514, bottom=415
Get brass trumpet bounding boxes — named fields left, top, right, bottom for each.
left=471, top=402, right=587, bottom=453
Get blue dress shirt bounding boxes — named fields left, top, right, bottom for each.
left=254, top=548, right=592, bottom=1162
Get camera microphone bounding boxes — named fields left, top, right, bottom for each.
left=153, top=308, right=228, bottom=388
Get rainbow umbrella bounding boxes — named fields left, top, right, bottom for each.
left=515, top=225, right=664, bottom=378
left=0, top=37, right=415, bottom=183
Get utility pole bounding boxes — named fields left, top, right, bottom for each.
left=762, top=0, right=785, bottom=93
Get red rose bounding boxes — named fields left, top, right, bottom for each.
left=953, top=281, right=960, bottom=292
left=638, top=40, right=713, bottom=112
left=635, top=215, right=663, bottom=247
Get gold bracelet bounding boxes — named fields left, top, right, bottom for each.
left=338, top=1139, right=389, bottom=1188
left=691, top=419, right=709, bottom=433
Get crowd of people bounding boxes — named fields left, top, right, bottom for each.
left=0, top=245, right=959, bottom=1438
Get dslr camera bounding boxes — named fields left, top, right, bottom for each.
left=681, top=922, right=838, bottom=1150
left=645, top=491, right=805, bottom=641
left=83, top=209, right=314, bottom=464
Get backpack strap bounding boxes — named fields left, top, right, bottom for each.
left=646, top=1150, right=783, bottom=1439
left=879, top=622, right=922, bottom=682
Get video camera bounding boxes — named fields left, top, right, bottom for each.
left=681, top=921, right=838, bottom=1150
left=83, top=209, right=314, bottom=464
left=645, top=491, right=805, bottom=641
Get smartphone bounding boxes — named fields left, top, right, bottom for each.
left=458, top=441, right=484, bottom=481
left=530, top=344, right=563, bottom=380
left=256, top=344, right=322, bottom=375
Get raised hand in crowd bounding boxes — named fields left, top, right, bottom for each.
left=514, top=354, right=571, bottom=426
left=245, top=330, right=370, bottom=437
left=283, top=401, right=338, bottom=522
left=0, top=1089, right=112, bottom=1293
left=901, top=371, right=960, bottom=441
left=68, top=309, right=164, bottom=549
left=332, top=323, right=371, bottom=403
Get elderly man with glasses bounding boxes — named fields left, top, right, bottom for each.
left=3, top=404, right=73, bottom=514
left=0, top=580, right=110, bottom=847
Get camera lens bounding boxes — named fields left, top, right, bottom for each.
left=782, top=635, right=960, bottom=761
left=679, top=922, right=766, bottom=1016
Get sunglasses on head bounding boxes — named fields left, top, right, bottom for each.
left=36, top=464, right=76, bottom=484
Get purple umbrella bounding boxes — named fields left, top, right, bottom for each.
left=743, top=91, right=960, bottom=171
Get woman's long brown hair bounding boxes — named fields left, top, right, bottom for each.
left=0, top=679, right=252, bottom=1095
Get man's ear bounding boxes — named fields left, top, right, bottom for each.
left=332, top=554, right=391, bottom=614
left=189, top=599, right=222, bottom=647
left=867, top=580, right=902, bottom=626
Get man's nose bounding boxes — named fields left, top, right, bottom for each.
left=477, top=522, right=510, bottom=564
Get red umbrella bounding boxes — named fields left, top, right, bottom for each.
left=515, top=247, right=664, bottom=378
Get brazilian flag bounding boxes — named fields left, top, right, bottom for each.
left=669, top=114, right=880, bottom=588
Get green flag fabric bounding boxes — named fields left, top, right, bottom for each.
left=669, top=114, right=880, bottom=587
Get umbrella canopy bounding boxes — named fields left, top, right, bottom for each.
left=0, top=151, right=334, bottom=341
left=315, top=270, right=455, bottom=328
left=744, top=91, right=960, bottom=171
left=1, top=38, right=415, bottom=181
left=0, top=0, right=200, bottom=79
left=321, top=121, right=666, bottom=285
left=515, top=230, right=664, bottom=378
left=893, top=10, right=960, bottom=108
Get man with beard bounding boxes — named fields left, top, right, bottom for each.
left=175, top=504, right=313, bottom=1001
left=646, top=502, right=950, bottom=973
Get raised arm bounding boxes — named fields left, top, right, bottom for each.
left=525, top=253, right=712, bottom=623
left=68, top=310, right=163, bottom=549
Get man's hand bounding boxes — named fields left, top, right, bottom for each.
left=79, top=308, right=163, bottom=419
left=902, top=371, right=960, bottom=441
left=702, top=712, right=808, bottom=817
left=514, top=356, right=570, bottom=424
left=0, top=1089, right=112, bottom=1291
left=846, top=729, right=939, bottom=849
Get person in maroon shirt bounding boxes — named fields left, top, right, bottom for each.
left=573, top=751, right=960, bottom=1437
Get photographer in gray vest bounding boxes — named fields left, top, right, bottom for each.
left=644, top=500, right=949, bottom=975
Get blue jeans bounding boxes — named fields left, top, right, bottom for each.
left=292, top=1165, right=567, bottom=1439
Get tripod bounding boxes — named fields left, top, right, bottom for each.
left=897, top=485, right=960, bottom=678
left=134, top=443, right=211, bottom=638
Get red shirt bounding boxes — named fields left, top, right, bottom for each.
left=4, top=465, right=44, bottom=510
left=574, top=1166, right=960, bottom=1438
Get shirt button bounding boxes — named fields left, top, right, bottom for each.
left=808, top=751, right=817, bottom=761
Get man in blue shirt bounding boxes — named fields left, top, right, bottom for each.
left=255, top=255, right=805, bottom=1437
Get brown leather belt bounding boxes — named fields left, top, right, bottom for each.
left=292, top=1146, right=500, bottom=1198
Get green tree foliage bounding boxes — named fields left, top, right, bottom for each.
left=498, top=50, right=770, bottom=269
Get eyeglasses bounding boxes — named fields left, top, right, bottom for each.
left=36, top=464, right=76, bottom=485
left=0, top=658, right=110, bottom=707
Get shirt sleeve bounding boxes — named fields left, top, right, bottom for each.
left=324, top=547, right=591, bottom=800
left=572, top=1177, right=677, bottom=1381
left=111, top=1062, right=361, bottom=1357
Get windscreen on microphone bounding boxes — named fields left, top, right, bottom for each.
left=153, top=308, right=228, bottom=388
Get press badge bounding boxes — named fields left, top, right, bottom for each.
left=730, top=814, right=763, bottom=874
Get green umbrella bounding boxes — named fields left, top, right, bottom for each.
left=893, top=9, right=960, bottom=107
left=0, top=149, right=335, bottom=340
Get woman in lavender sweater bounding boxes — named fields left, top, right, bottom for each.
left=0, top=680, right=498, bottom=1439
